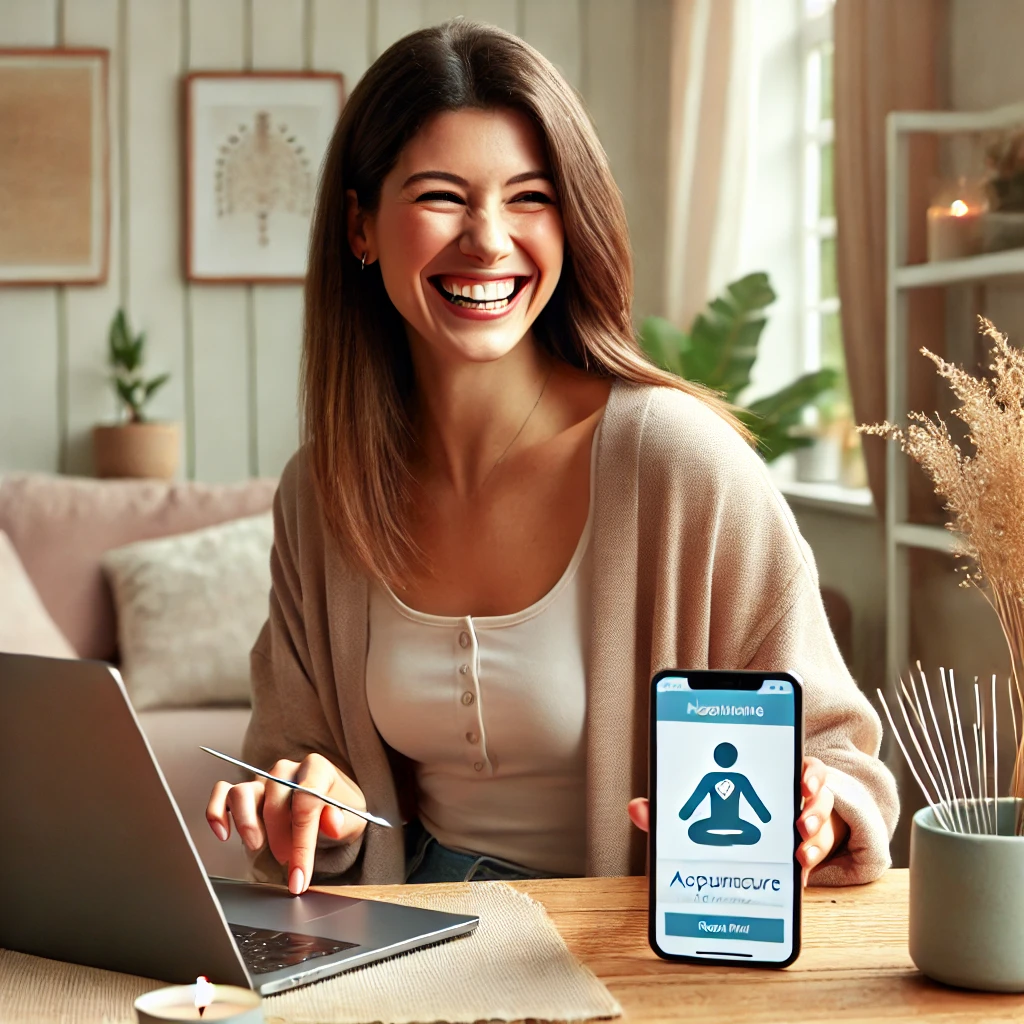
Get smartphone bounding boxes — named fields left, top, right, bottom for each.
left=648, top=669, right=804, bottom=968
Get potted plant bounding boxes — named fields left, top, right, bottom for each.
left=863, top=318, right=1024, bottom=991
left=790, top=391, right=859, bottom=485
left=639, top=273, right=838, bottom=463
left=981, top=128, right=1024, bottom=252
left=92, top=309, right=179, bottom=479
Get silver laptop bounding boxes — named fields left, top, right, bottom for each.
left=0, top=653, right=478, bottom=994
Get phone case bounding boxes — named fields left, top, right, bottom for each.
left=647, top=669, right=804, bottom=969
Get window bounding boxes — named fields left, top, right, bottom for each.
left=789, top=0, right=870, bottom=498
left=800, top=0, right=844, bottom=394
left=744, top=0, right=868, bottom=503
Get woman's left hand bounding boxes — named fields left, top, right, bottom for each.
left=626, top=755, right=849, bottom=886
left=795, top=755, right=848, bottom=880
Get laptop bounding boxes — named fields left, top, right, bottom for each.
left=0, top=653, right=479, bottom=994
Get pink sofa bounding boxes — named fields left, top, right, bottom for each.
left=0, top=472, right=278, bottom=879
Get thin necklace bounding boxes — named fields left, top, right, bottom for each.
left=478, top=365, right=554, bottom=490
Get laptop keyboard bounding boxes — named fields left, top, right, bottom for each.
left=230, top=923, right=358, bottom=975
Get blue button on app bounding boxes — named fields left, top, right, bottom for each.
left=665, top=911, right=784, bottom=943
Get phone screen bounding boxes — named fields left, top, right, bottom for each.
left=650, top=672, right=801, bottom=966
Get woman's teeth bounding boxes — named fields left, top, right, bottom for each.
left=437, top=277, right=519, bottom=309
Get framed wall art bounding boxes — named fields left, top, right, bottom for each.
left=184, top=71, right=345, bottom=283
left=0, top=48, right=109, bottom=286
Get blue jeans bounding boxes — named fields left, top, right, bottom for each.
left=403, top=818, right=560, bottom=883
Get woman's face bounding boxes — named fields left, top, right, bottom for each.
left=353, top=107, right=564, bottom=368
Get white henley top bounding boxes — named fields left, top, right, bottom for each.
left=364, top=421, right=601, bottom=876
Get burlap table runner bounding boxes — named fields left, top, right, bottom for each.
left=0, top=881, right=622, bottom=1024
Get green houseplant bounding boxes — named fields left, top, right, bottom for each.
left=92, top=309, right=179, bottom=479
left=639, top=272, right=838, bottom=462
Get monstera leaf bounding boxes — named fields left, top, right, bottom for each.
left=639, top=316, right=688, bottom=379
left=639, top=272, right=838, bottom=463
left=738, top=368, right=839, bottom=461
left=682, top=273, right=776, bottom=401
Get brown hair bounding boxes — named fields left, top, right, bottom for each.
left=303, top=18, right=744, bottom=586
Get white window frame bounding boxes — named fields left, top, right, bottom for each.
left=799, top=0, right=839, bottom=377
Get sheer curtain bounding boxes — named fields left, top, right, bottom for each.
left=663, top=0, right=754, bottom=328
left=834, top=0, right=948, bottom=511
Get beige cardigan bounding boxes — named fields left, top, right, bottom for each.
left=244, top=380, right=898, bottom=886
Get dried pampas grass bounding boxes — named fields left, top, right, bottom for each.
left=861, top=317, right=1024, bottom=812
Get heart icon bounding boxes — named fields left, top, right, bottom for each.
left=715, top=779, right=735, bottom=799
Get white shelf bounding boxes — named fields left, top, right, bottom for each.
left=890, top=99, right=1024, bottom=134
left=884, top=101, right=1015, bottom=685
left=895, top=248, right=1024, bottom=289
left=892, top=521, right=958, bottom=554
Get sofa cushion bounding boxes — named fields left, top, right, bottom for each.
left=0, top=530, right=78, bottom=658
left=0, top=473, right=277, bottom=661
left=102, top=513, right=274, bottom=710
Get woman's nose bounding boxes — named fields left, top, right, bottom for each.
left=458, top=208, right=514, bottom=264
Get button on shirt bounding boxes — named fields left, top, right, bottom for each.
left=364, top=425, right=600, bottom=878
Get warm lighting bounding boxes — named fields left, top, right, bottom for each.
left=927, top=197, right=984, bottom=261
left=194, top=977, right=215, bottom=1018
left=135, top=981, right=263, bottom=1023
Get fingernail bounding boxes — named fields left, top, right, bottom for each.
left=806, top=845, right=821, bottom=864
left=213, top=821, right=228, bottom=842
left=808, top=776, right=820, bottom=794
left=289, top=866, right=304, bottom=895
left=804, top=815, right=819, bottom=835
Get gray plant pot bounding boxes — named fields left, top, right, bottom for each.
left=794, top=436, right=842, bottom=484
left=910, top=799, right=1024, bottom=992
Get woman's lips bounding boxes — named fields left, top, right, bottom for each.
left=428, top=275, right=533, bottom=321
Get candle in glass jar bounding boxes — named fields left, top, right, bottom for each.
left=927, top=199, right=984, bottom=261
left=134, top=981, right=263, bottom=1024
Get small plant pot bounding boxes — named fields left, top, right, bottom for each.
left=92, top=422, right=180, bottom=480
left=794, top=436, right=842, bottom=484
left=910, top=799, right=1024, bottom=992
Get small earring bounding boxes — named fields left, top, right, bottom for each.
left=360, top=252, right=367, bottom=271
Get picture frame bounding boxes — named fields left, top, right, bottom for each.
left=184, top=71, right=345, bottom=284
left=0, top=48, right=109, bottom=286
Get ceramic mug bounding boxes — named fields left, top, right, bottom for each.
left=910, top=798, right=1024, bottom=992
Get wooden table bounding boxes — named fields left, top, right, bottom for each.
left=323, top=869, right=1024, bottom=1023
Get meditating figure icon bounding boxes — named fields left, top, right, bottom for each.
left=678, top=742, right=771, bottom=846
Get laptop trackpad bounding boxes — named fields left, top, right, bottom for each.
left=213, top=880, right=363, bottom=932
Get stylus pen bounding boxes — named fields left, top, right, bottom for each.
left=199, top=746, right=393, bottom=828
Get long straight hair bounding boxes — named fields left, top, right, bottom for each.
left=303, top=19, right=744, bottom=587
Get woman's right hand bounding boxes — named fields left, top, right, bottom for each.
left=206, top=753, right=367, bottom=895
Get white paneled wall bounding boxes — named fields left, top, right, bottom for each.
left=0, top=0, right=62, bottom=475
left=188, top=0, right=250, bottom=482
left=0, top=0, right=672, bottom=481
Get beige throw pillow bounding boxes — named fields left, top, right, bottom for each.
left=0, top=531, right=77, bottom=658
left=101, top=513, right=274, bottom=710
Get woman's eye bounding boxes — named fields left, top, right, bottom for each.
left=413, top=190, right=554, bottom=206
left=416, top=191, right=464, bottom=204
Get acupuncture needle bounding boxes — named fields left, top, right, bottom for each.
left=200, top=745, right=393, bottom=828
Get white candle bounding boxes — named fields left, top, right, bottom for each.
left=927, top=199, right=984, bottom=261
left=134, top=983, right=263, bottom=1024
left=138, top=1003, right=253, bottom=1021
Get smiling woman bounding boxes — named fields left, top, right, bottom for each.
left=206, top=20, right=899, bottom=895
left=303, top=27, right=742, bottom=588
left=353, top=106, right=564, bottom=366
